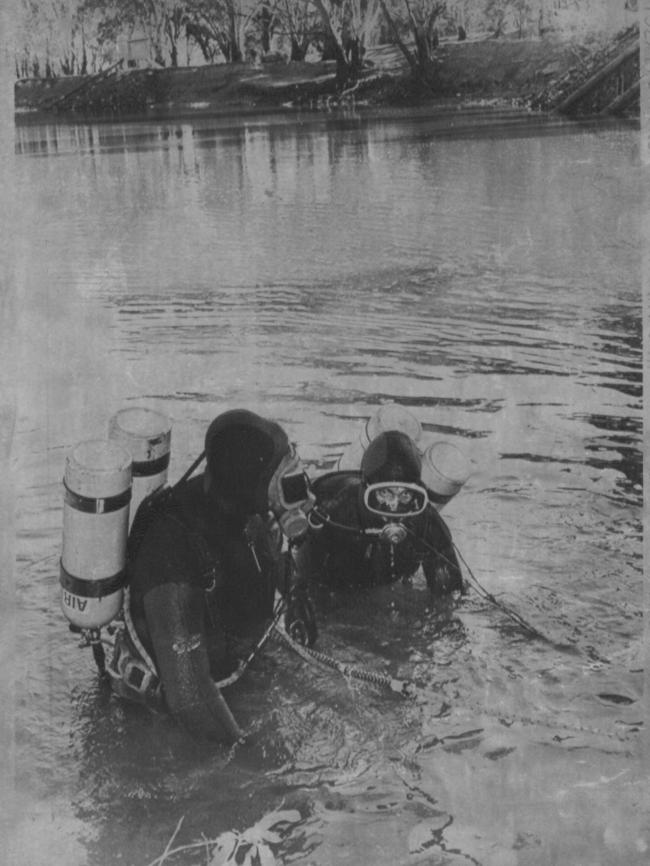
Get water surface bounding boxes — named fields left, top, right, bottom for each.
left=10, top=108, right=645, bottom=866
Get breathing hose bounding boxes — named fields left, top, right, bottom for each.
left=272, top=623, right=416, bottom=698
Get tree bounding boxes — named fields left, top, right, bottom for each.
left=15, top=0, right=89, bottom=77
left=347, top=0, right=383, bottom=67
left=79, top=0, right=193, bottom=67
left=163, top=2, right=187, bottom=65
left=272, top=0, right=320, bottom=61
left=311, top=0, right=382, bottom=86
left=184, top=0, right=263, bottom=63
left=483, top=0, right=536, bottom=39
left=377, top=0, right=446, bottom=82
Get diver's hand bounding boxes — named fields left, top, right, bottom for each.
left=284, top=589, right=318, bottom=647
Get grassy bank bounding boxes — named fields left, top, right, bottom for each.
left=14, top=26, right=639, bottom=120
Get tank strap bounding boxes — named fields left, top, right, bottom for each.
left=60, top=563, right=127, bottom=597
left=122, top=586, right=158, bottom=677
left=131, top=452, right=170, bottom=478
left=63, top=480, right=131, bottom=514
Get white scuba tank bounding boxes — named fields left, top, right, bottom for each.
left=420, top=441, right=471, bottom=510
left=338, top=404, right=471, bottom=510
left=108, top=407, right=172, bottom=525
left=60, top=439, right=132, bottom=630
left=338, top=404, right=423, bottom=471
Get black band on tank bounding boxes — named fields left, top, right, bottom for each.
left=426, top=489, right=453, bottom=507
left=59, top=563, right=126, bottom=597
left=132, top=452, right=170, bottom=478
left=64, top=481, right=131, bottom=514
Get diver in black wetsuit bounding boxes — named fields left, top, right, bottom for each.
left=295, top=430, right=464, bottom=596
left=110, top=409, right=316, bottom=743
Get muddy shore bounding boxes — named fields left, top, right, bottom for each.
left=14, top=29, right=639, bottom=121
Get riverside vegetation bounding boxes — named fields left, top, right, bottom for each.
left=14, top=9, right=639, bottom=119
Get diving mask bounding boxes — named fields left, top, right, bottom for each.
left=363, top=482, right=428, bottom=519
left=268, top=445, right=315, bottom=540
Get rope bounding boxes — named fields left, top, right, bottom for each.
left=401, top=518, right=553, bottom=643
left=214, top=599, right=286, bottom=689
left=452, top=543, right=551, bottom=642
left=121, top=586, right=159, bottom=676
left=272, top=624, right=416, bottom=698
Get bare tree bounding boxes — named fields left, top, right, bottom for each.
left=16, top=0, right=89, bottom=76
left=377, top=0, right=446, bottom=82
left=272, top=0, right=320, bottom=61
left=311, top=0, right=382, bottom=86
left=185, top=0, right=263, bottom=62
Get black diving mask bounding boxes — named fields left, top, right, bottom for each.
left=363, top=482, right=428, bottom=518
left=268, top=445, right=315, bottom=540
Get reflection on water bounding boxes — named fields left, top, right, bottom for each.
left=11, top=109, right=645, bottom=866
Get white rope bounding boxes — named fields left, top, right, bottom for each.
left=122, top=586, right=159, bottom=677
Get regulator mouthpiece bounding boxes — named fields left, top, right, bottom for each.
left=380, top=523, right=408, bottom=545
left=277, top=508, right=311, bottom=541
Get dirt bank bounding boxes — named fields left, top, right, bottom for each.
left=14, top=27, right=639, bottom=120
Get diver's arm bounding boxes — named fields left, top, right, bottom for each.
left=143, top=581, right=244, bottom=743
left=421, top=508, right=465, bottom=595
left=282, top=545, right=318, bottom=646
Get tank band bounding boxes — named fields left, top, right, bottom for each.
left=64, top=481, right=131, bottom=514
left=426, top=489, right=453, bottom=507
left=60, top=562, right=126, bottom=597
left=131, top=452, right=170, bottom=478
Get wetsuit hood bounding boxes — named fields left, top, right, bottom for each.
left=361, top=430, right=422, bottom=486
left=204, top=409, right=291, bottom=516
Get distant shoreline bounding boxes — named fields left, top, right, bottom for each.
left=14, top=31, right=639, bottom=124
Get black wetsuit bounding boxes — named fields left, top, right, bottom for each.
left=296, top=471, right=463, bottom=594
left=128, top=475, right=282, bottom=741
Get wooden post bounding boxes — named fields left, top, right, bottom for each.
left=600, top=80, right=640, bottom=115
left=556, top=41, right=639, bottom=114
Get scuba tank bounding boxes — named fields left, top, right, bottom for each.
left=60, top=438, right=132, bottom=630
left=60, top=407, right=172, bottom=669
left=338, top=403, right=423, bottom=472
left=421, top=441, right=471, bottom=510
left=108, top=407, right=171, bottom=525
left=337, top=404, right=471, bottom=510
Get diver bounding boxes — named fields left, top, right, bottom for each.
left=295, top=429, right=465, bottom=596
left=108, top=409, right=317, bottom=744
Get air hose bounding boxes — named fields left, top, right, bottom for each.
left=215, top=601, right=286, bottom=689
left=272, top=623, right=416, bottom=698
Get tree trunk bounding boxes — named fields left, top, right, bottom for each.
left=229, top=14, right=242, bottom=62
left=290, top=37, right=307, bottom=62
left=413, top=24, right=429, bottom=67
left=261, top=5, right=272, bottom=54
left=377, top=0, right=419, bottom=75
left=311, top=0, right=352, bottom=87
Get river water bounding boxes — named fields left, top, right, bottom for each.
left=9, top=107, right=646, bottom=866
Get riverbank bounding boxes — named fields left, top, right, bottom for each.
left=14, top=26, right=639, bottom=120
